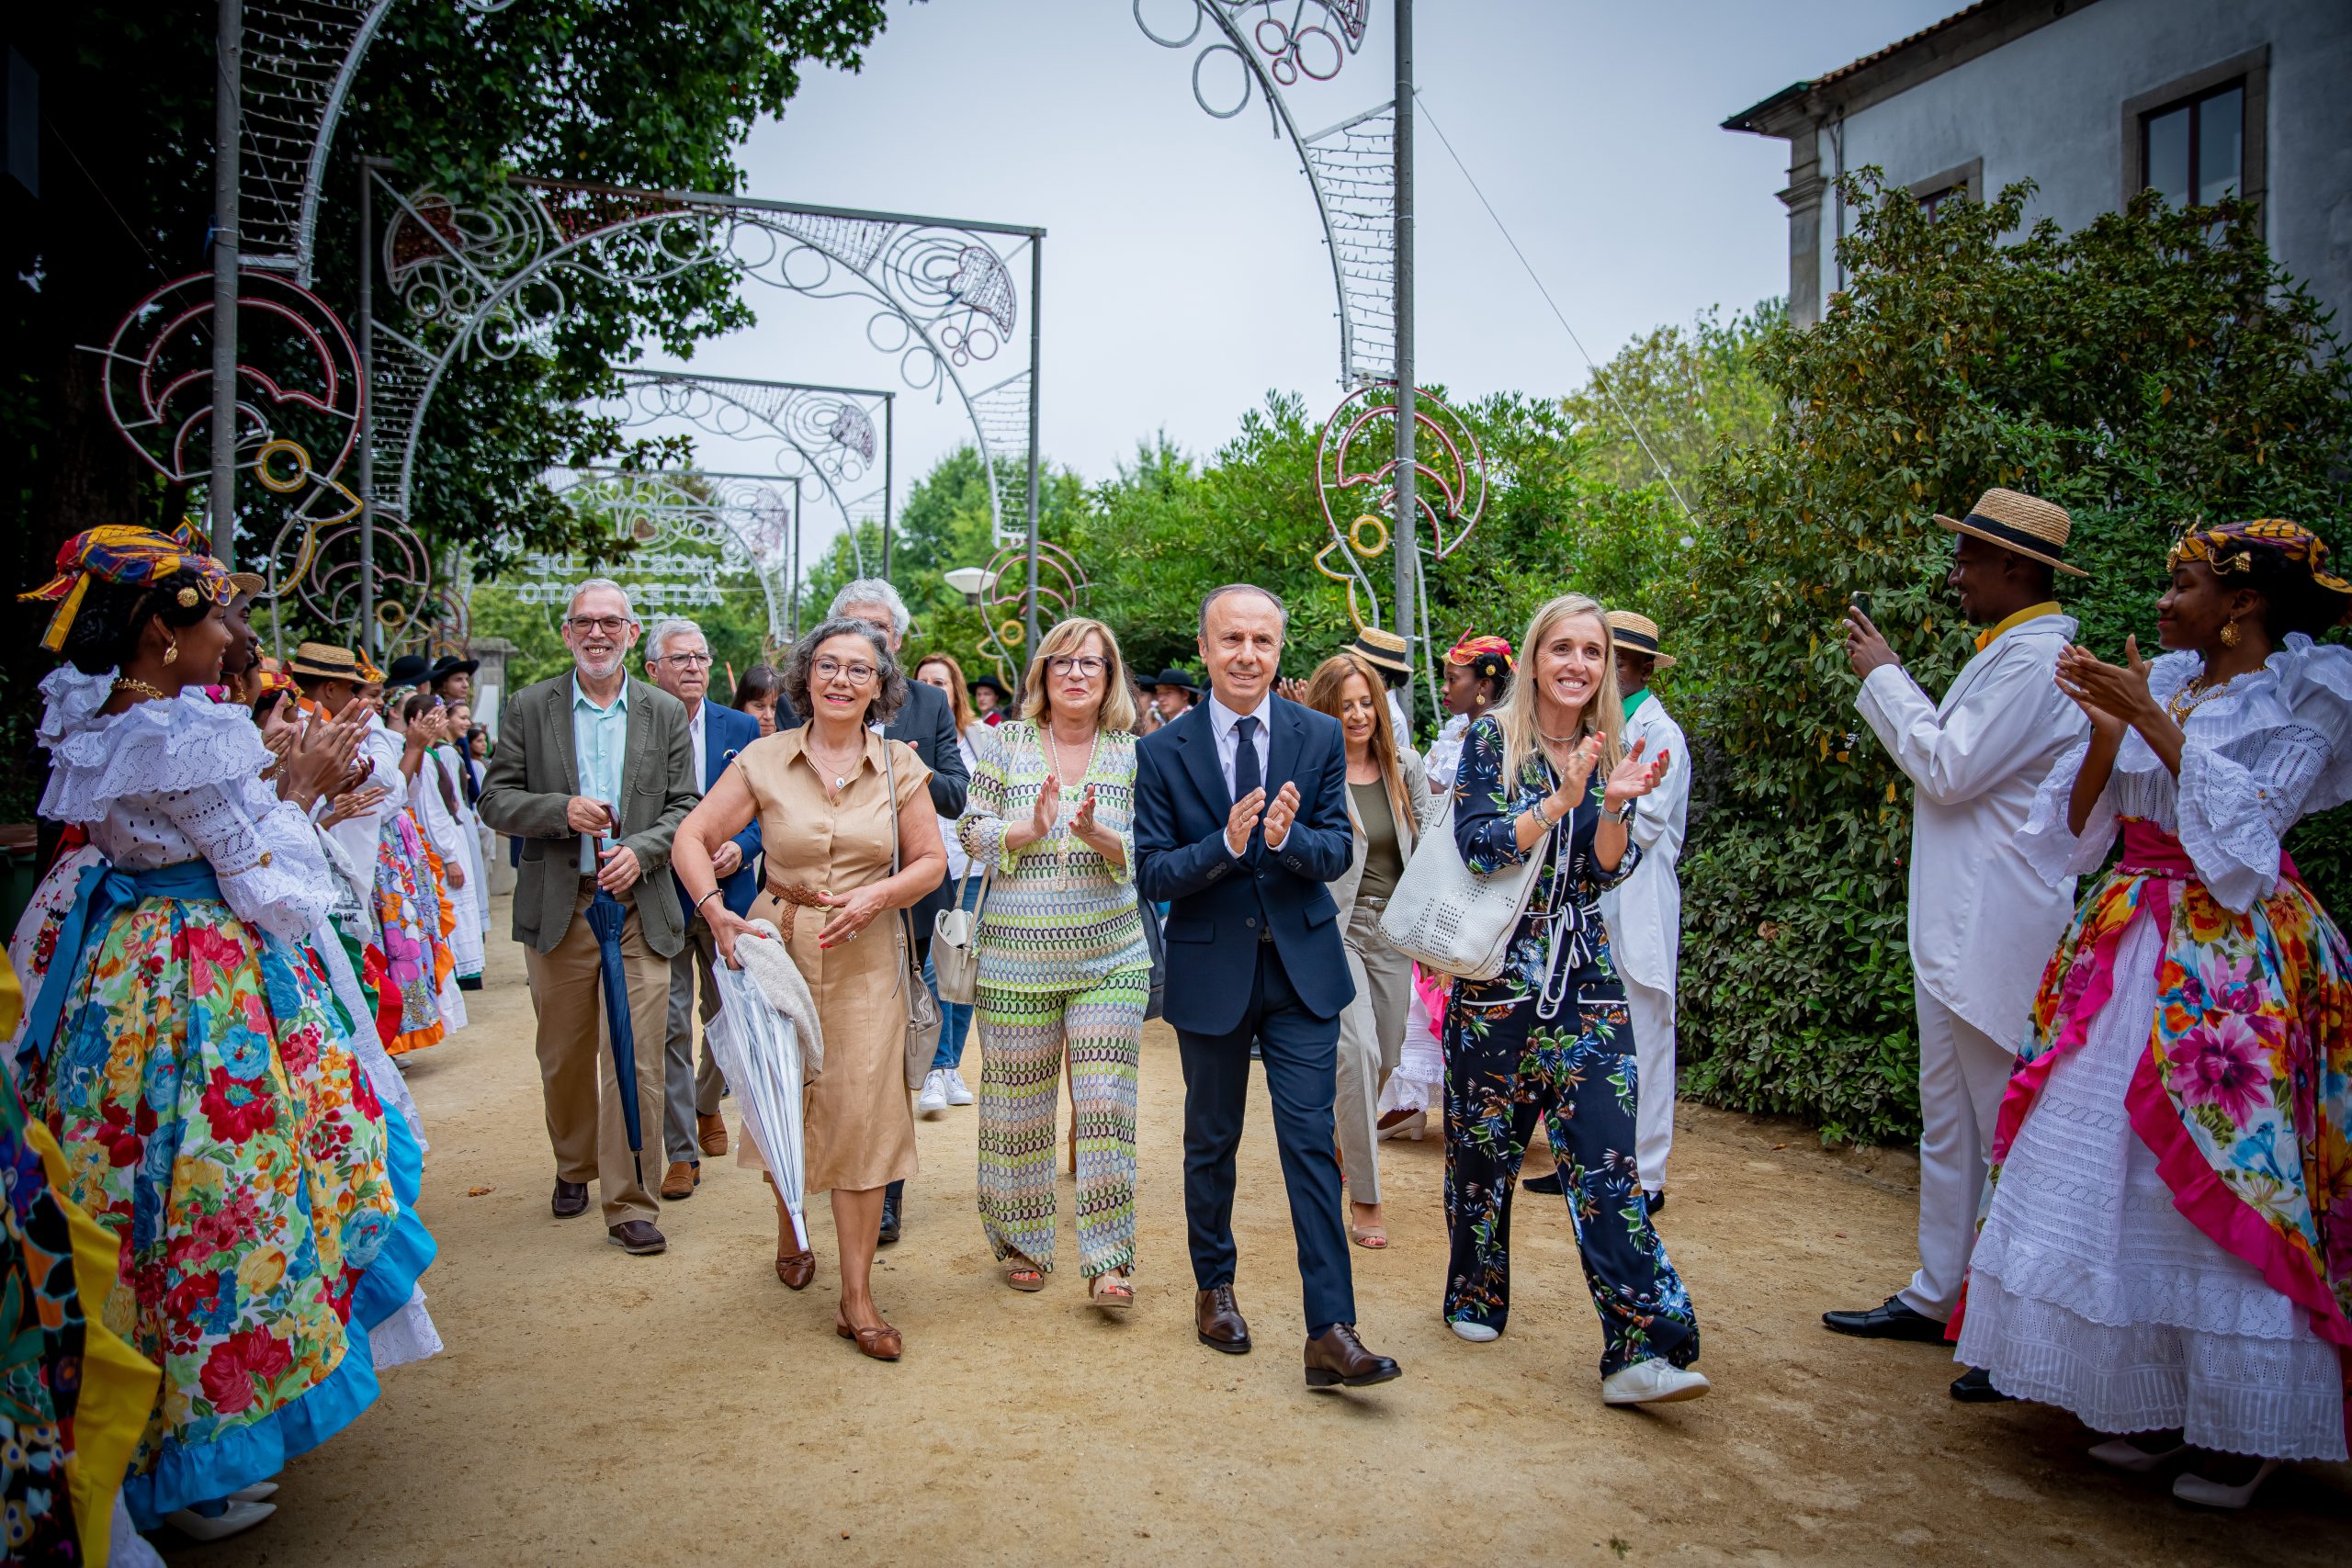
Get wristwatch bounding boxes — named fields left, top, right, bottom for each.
left=1607, top=796, right=1637, bottom=825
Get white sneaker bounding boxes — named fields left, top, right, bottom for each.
left=944, top=1067, right=976, bottom=1107
left=916, top=1069, right=948, bottom=1117
left=1600, top=1357, right=1711, bottom=1405
left=1449, top=1318, right=1499, bottom=1343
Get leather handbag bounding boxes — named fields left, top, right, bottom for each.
left=883, top=742, right=943, bottom=1089
left=1377, top=795, right=1550, bottom=981
left=931, top=864, right=989, bottom=1007
left=1139, top=899, right=1168, bottom=1021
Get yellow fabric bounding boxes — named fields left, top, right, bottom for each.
left=1974, top=601, right=2062, bottom=654
left=26, top=1120, right=159, bottom=1563
left=0, top=951, right=18, bottom=1037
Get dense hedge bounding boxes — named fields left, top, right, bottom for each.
left=1669, top=175, right=2352, bottom=1146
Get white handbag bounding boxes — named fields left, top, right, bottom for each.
left=930, top=864, right=989, bottom=1007
left=1376, top=795, right=1550, bottom=981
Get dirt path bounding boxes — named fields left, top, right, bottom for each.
left=187, top=898, right=2347, bottom=1565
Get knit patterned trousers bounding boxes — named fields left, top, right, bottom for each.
left=976, top=972, right=1148, bottom=1277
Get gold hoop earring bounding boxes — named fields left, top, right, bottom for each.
left=2221, top=617, right=2242, bottom=649
left=163, top=638, right=180, bottom=666
left=1473, top=692, right=1486, bottom=705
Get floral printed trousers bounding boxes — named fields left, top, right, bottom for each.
left=1442, top=991, right=1701, bottom=1374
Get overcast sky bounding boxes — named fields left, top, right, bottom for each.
left=633, top=0, right=1956, bottom=567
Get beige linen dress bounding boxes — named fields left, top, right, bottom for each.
left=736, top=726, right=930, bottom=1193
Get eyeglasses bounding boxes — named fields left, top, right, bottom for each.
left=566, top=615, right=632, bottom=636
left=1047, top=655, right=1109, bottom=679
left=813, top=658, right=877, bottom=684
left=654, top=651, right=713, bottom=667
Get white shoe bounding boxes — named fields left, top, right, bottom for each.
left=164, top=1500, right=277, bottom=1540
left=1449, top=1318, right=1499, bottom=1343
left=228, top=1483, right=280, bottom=1504
left=2087, top=1436, right=2187, bottom=1473
left=2173, top=1458, right=2281, bottom=1510
left=944, top=1067, right=976, bottom=1107
left=916, top=1070, right=948, bottom=1117
left=1377, top=1109, right=1426, bottom=1143
left=1600, top=1358, right=1711, bottom=1405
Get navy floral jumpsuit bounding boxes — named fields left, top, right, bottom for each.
left=1442, top=714, right=1702, bottom=1374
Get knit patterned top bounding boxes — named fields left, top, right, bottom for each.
left=957, top=719, right=1149, bottom=991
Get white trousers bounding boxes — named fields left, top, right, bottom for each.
left=1897, top=985, right=2017, bottom=1321
left=1625, top=973, right=1676, bottom=1194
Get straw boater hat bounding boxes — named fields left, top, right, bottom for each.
left=1934, top=488, right=2087, bottom=577
left=285, top=642, right=362, bottom=681
left=1603, top=611, right=1676, bottom=671
left=1342, top=626, right=1414, bottom=680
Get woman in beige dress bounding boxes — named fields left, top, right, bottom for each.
left=674, top=617, right=946, bottom=1361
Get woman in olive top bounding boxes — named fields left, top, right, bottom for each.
left=1304, top=651, right=1433, bottom=1249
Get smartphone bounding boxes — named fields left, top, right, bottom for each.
left=1849, top=591, right=1874, bottom=622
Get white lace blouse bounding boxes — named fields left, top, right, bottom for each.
left=2017, top=634, right=2352, bottom=913
left=37, top=666, right=334, bottom=942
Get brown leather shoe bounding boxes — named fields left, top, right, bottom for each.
left=661, top=1160, right=698, bottom=1201
left=836, top=1312, right=902, bottom=1361
left=775, top=1248, right=817, bottom=1290
left=1195, top=1285, right=1250, bottom=1354
left=697, top=1112, right=729, bottom=1157
left=551, top=1179, right=589, bottom=1220
left=1304, top=1323, right=1401, bottom=1390
left=606, top=1220, right=667, bottom=1255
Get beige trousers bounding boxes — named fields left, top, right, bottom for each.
left=1336, top=895, right=1413, bottom=1206
left=523, top=878, right=671, bottom=1226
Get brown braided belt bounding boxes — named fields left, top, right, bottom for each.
left=764, top=881, right=831, bottom=942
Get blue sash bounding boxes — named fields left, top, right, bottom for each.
left=19, top=859, right=226, bottom=1065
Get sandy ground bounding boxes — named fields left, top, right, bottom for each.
left=182, top=896, right=2349, bottom=1566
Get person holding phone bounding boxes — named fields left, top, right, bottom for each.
left=1825, top=489, right=2089, bottom=1396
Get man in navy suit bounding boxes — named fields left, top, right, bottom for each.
left=647, top=618, right=763, bottom=1199
left=1136, top=585, right=1402, bottom=1390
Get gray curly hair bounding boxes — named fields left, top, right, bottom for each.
left=782, top=616, right=909, bottom=727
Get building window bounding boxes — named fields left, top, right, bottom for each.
left=2141, top=82, right=2244, bottom=209
left=1918, top=183, right=1967, bottom=221
left=1907, top=158, right=1982, bottom=223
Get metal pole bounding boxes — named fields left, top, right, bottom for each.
left=1023, top=237, right=1042, bottom=655
left=209, top=0, right=243, bottom=567
left=789, top=476, right=802, bottom=639
left=1391, top=0, right=1417, bottom=731
left=356, top=158, right=376, bottom=656
left=881, top=395, right=895, bottom=581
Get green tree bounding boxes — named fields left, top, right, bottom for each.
left=1674, top=173, right=2352, bottom=1146
left=1558, top=300, right=1787, bottom=496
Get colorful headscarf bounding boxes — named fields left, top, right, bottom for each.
left=250, top=666, right=297, bottom=706
left=2168, top=519, right=2352, bottom=622
left=18, top=523, right=234, bottom=652
left=1445, top=634, right=1514, bottom=687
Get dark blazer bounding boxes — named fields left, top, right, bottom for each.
left=672, top=699, right=764, bottom=920
left=479, top=673, right=700, bottom=958
left=780, top=676, right=970, bottom=932
left=1135, top=695, right=1356, bottom=1034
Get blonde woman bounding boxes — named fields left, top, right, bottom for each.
left=1302, top=652, right=1433, bottom=1250
left=959, top=617, right=1151, bottom=1307
left=1441, top=594, right=1705, bottom=1406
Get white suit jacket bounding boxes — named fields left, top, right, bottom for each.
left=1855, top=611, right=2087, bottom=1043
left=1600, top=694, right=1690, bottom=993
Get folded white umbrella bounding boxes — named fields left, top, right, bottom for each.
left=705, top=919, right=823, bottom=1251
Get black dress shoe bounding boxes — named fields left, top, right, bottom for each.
left=606, top=1220, right=667, bottom=1255
left=551, top=1179, right=589, bottom=1220
left=1822, top=1295, right=1949, bottom=1343
left=876, top=1197, right=901, bottom=1246
left=1645, top=1190, right=1666, bottom=1215
left=1304, top=1324, right=1402, bottom=1389
left=1195, top=1285, right=1250, bottom=1354
left=1522, top=1169, right=1564, bottom=1196
left=1950, top=1367, right=2013, bottom=1403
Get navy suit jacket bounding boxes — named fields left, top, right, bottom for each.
left=673, top=699, right=765, bottom=919
left=1135, top=696, right=1356, bottom=1035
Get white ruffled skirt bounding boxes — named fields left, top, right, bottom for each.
left=1954, top=910, right=2345, bottom=1460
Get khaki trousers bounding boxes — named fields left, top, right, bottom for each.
left=524, top=878, right=671, bottom=1226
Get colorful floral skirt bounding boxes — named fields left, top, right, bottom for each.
left=1956, top=829, right=2352, bottom=1455
left=21, top=883, right=434, bottom=1522
left=376, top=814, right=452, bottom=1055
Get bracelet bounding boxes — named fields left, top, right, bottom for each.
left=1607, top=796, right=1637, bottom=824
left=693, top=888, right=723, bottom=916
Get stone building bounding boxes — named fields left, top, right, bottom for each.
left=1724, top=0, right=2352, bottom=330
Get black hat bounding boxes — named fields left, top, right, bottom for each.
left=428, top=654, right=480, bottom=683
left=970, top=673, right=1012, bottom=700
left=385, top=654, right=433, bottom=686
left=1141, top=667, right=1199, bottom=694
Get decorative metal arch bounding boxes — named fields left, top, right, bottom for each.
left=525, top=468, right=800, bottom=643
left=591, top=368, right=892, bottom=580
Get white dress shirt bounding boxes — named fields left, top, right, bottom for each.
left=1599, top=692, right=1691, bottom=992
left=1206, top=690, right=1274, bottom=859
left=686, top=696, right=707, bottom=785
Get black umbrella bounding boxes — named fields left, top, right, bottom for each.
left=582, top=888, right=644, bottom=1179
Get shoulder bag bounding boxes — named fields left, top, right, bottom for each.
left=931, top=863, right=988, bottom=1006
left=1377, top=793, right=1550, bottom=982
left=882, top=740, right=943, bottom=1089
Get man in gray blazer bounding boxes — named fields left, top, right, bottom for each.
left=479, top=579, right=701, bottom=1256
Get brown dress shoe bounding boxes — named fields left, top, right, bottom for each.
left=1194, top=1285, right=1250, bottom=1354
left=1304, top=1323, right=1401, bottom=1390
left=660, top=1160, right=698, bottom=1201
left=606, top=1220, right=667, bottom=1255
left=836, top=1313, right=902, bottom=1360
left=697, top=1112, right=729, bottom=1157
left=775, top=1244, right=817, bottom=1290
left=551, top=1179, right=589, bottom=1220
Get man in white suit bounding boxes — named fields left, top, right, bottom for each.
left=1824, top=490, right=2090, bottom=1399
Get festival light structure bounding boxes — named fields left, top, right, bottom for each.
left=518, top=468, right=802, bottom=646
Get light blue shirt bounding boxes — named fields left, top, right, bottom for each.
left=571, top=674, right=631, bottom=874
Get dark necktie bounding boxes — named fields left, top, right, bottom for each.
left=1233, top=715, right=1262, bottom=862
